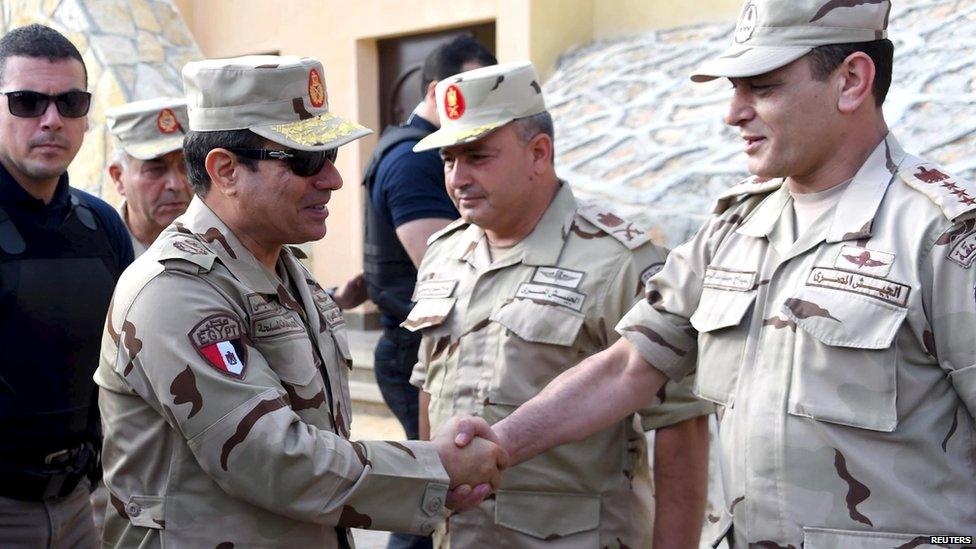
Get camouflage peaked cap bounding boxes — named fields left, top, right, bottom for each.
left=182, top=55, right=371, bottom=151
left=106, top=97, right=188, bottom=160
left=691, top=0, right=891, bottom=82
left=413, top=61, right=546, bottom=152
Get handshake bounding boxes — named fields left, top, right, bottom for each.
left=430, top=416, right=509, bottom=510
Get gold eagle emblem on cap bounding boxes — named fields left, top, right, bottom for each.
left=157, top=108, right=182, bottom=134
left=308, top=68, right=326, bottom=108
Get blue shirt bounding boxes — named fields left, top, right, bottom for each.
left=369, top=114, right=458, bottom=229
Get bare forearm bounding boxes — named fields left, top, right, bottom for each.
left=652, top=414, right=710, bottom=548
left=493, top=338, right=668, bottom=466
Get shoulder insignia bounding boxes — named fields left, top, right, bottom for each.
left=575, top=203, right=652, bottom=250
left=899, top=159, right=976, bottom=221
left=157, top=235, right=217, bottom=272
left=713, top=175, right=783, bottom=214
left=426, top=217, right=469, bottom=245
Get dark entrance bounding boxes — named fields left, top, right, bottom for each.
left=377, top=23, right=495, bottom=129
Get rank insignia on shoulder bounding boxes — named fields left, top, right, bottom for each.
left=900, top=161, right=976, bottom=221
left=189, top=313, right=248, bottom=378
left=576, top=203, right=651, bottom=249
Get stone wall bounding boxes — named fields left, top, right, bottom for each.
left=547, top=0, right=976, bottom=248
left=1, top=0, right=201, bottom=205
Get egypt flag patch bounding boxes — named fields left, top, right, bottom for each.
left=189, top=313, right=248, bottom=378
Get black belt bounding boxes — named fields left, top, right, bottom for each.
left=0, top=443, right=96, bottom=501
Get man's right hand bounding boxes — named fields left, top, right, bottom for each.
left=431, top=416, right=509, bottom=503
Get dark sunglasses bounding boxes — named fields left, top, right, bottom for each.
left=0, top=90, right=92, bottom=118
left=227, top=147, right=338, bottom=177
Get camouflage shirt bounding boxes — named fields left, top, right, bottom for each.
left=407, top=183, right=713, bottom=548
left=618, top=134, right=976, bottom=547
left=95, top=198, right=449, bottom=548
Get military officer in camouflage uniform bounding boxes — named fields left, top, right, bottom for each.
left=450, top=1, right=976, bottom=547
left=407, top=62, right=712, bottom=548
left=94, top=55, right=508, bottom=548
left=106, top=97, right=192, bottom=257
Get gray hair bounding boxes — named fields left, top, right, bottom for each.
left=512, top=111, right=554, bottom=144
left=110, top=147, right=132, bottom=168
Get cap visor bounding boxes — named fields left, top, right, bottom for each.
left=251, top=112, right=372, bottom=151
left=413, top=120, right=510, bottom=152
left=124, top=135, right=186, bottom=160
left=690, top=45, right=811, bottom=83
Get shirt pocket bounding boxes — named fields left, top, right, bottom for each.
left=689, top=287, right=757, bottom=406
left=488, top=299, right=585, bottom=406
left=494, top=490, right=599, bottom=544
left=403, top=297, right=457, bottom=398
left=783, top=286, right=907, bottom=432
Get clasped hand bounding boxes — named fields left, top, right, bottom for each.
left=431, top=416, right=507, bottom=511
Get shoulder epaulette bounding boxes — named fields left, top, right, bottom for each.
left=713, top=176, right=783, bottom=214
left=156, top=235, right=217, bottom=273
left=426, top=217, right=469, bottom=245
left=575, top=203, right=652, bottom=250
left=898, top=159, right=976, bottom=221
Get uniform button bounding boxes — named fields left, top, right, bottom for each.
left=425, top=495, right=442, bottom=513
left=125, top=502, right=141, bottom=517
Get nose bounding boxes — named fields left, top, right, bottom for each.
left=39, top=99, right=64, bottom=130
left=444, top=158, right=470, bottom=192
left=724, top=86, right=754, bottom=128
left=164, top=169, right=189, bottom=192
left=311, top=159, right=342, bottom=191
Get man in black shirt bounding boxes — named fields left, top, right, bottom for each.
left=0, top=24, right=133, bottom=548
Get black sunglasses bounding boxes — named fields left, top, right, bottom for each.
left=0, top=90, right=91, bottom=118
left=227, top=147, right=338, bottom=177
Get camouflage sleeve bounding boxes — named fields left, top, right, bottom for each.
left=615, top=221, right=713, bottom=383
left=924, top=216, right=976, bottom=420
left=112, top=270, right=448, bottom=533
left=607, top=242, right=714, bottom=430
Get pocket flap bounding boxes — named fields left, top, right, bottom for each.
left=125, top=495, right=165, bottom=530
left=783, top=286, right=907, bottom=349
left=803, top=526, right=937, bottom=548
left=495, top=490, right=599, bottom=540
left=690, top=288, right=757, bottom=333
left=490, top=299, right=584, bottom=347
left=401, top=298, right=456, bottom=332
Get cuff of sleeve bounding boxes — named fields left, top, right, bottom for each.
left=409, top=363, right=426, bottom=389
left=616, top=300, right=696, bottom=382
left=638, top=372, right=714, bottom=431
left=344, top=440, right=449, bottom=535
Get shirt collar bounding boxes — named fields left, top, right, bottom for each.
left=0, top=161, right=70, bottom=212
left=176, top=197, right=282, bottom=294
left=448, top=182, right=576, bottom=267
left=737, top=133, right=907, bottom=242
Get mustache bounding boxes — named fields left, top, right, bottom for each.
left=28, top=134, right=70, bottom=149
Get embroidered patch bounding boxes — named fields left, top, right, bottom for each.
left=807, top=267, right=910, bottom=307
left=173, top=238, right=208, bottom=255
left=189, top=314, right=248, bottom=378
left=245, top=294, right=305, bottom=340
left=834, top=246, right=894, bottom=277
left=703, top=267, right=756, bottom=292
left=735, top=1, right=757, bottom=43
left=947, top=229, right=976, bottom=268
left=444, top=84, right=465, bottom=120
left=308, top=282, right=345, bottom=329
left=640, top=262, right=665, bottom=285
left=532, top=267, right=584, bottom=289
left=156, top=108, right=181, bottom=134
left=308, top=68, right=326, bottom=108
left=515, top=282, right=585, bottom=312
left=413, top=279, right=458, bottom=300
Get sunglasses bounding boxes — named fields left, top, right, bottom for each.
left=228, top=147, right=338, bottom=177
left=0, top=90, right=92, bottom=118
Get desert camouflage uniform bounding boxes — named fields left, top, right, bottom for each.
left=618, top=134, right=976, bottom=547
left=408, top=183, right=713, bottom=548
left=94, top=197, right=449, bottom=548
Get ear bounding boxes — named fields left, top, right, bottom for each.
left=425, top=80, right=438, bottom=104
left=205, top=148, right=241, bottom=197
left=527, top=133, right=554, bottom=173
left=836, top=52, right=876, bottom=114
left=108, top=162, right=126, bottom=196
